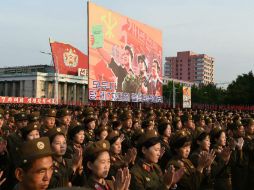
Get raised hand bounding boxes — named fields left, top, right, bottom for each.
left=163, top=165, right=175, bottom=189
left=113, top=167, right=131, bottom=190
left=205, top=149, right=216, bottom=168
left=72, top=146, right=83, bottom=172
left=228, top=138, right=236, bottom=150
left=236, top=137, right=244, bottom=150
left=172, top=167, right=185, bottom=185
left=197, top=151, right=210, bottom=173
left=125, top=148, right=137, bottom=165
left=130, top=148, right=137, bottom=164
left=163, top=165, right=185, bottom=189
left=120, top=134, right=125, bottom=143
left=160, top=146, right=165, bottom=158
left=220, top=147, right=232, bottom=163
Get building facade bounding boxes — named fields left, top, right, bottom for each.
left=165, top=51, right=214, bottom=85
left=0, top=65, right=88, bottom=104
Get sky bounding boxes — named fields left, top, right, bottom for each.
left=0, top=0, right=254, bottom=85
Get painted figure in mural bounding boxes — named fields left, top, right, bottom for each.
left=148, top=59, right=163, bottom=96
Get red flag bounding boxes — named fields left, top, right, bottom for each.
left=50, top=41, right=88, bottom=75
left=93, top=60, right=115, bottom=82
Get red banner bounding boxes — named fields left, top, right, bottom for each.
left=50, top=41, right=88, bottom=75
left=0, top=96, right=57, bottom=105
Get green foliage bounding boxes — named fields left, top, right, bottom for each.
left=162, top=71, right=254, bottom=105
left=191, top=83, right=226, bottom=104
left=162, top=81, right=183, bottom=105
left=225, top=71, right=254, bottom=104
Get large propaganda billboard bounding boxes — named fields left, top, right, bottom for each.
left=88, top=2, right=163, bottom=102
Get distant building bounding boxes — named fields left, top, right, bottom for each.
left=0, top=65, right=88, bottom=104
left=165, top=51, right=214, bottom=85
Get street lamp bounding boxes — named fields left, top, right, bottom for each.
left=40, top=51, right=51, bottom=55
left=39, top=50, right=58, bottom=103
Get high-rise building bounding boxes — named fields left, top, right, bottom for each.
left=165, top=51, right=214, bottom=85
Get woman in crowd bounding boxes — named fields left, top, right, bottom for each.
left=173, top=116, right=183, bottom=131
left=210, top=127, right=232, bottom=190
left=46, top=127, right=83, bottom=188
left=130, top=129, right=185, bottom=190
left=107, top=130, right=137, bottom=179
left=190, top=129, right=215, bottom=190
left=83, top=139, right=131, bottom=190
left=20, top=122, right=40, bottom=141
left=157, top=118, right=173, bottom=171
left=65, top=121, right=85, bottom=159
left=111, top=120, right=122, bottom=132
left=167, top=129, right=215, bottom=190
left=84, top=115, right=96, bottom=143
left=95, top=125, right=109, bottom=141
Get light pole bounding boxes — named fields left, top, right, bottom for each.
left=173, top=80, right=176, bottom=108
left=40, top=50, right=58, bottom=102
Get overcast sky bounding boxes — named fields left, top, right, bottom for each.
left=1, top=0, right=254, bottom=84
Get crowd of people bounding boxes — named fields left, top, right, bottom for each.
left=0, top=104, right=254, bottom=190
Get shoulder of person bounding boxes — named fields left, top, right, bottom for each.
left=153, top=163, right=163, bottom=176
left=130, top=162, right=144, bottom=176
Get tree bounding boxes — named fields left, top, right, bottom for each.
left=162, top=81, right=184, bottom=107
left=162, top=71, right=254, bottom=106
left=225, top=71, right=254, bottom=105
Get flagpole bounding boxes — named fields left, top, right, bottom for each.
left=49, top=38, right=59, bottom=104
left=173, top=80, right=175, bottom=109
left=87, top=0, right=90, bottom=105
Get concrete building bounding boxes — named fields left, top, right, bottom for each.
left=0, top=65, right=88, bottom=104
left=165, top=51, right=214, bottom=85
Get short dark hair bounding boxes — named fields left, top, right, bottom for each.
left=112, top=121, right=122, bottom=130
left=210, top=130, right=225, bottom=145
left=153, top=59, right=160, bottom=71
left=170, top=135, right=192, bottom=153
left=157, top=123, right=171, bottom=136
left=138, top=55, right=148, bottom=71
left=137, top=137, right=160, bottom=158
left=125, top=45, right=134, bottom=61
left=49, top=133, right=65, bottom=144
left=18, top=160, right=34, bottom=172
left=108, top=136, right=120, bottom=145
left=83, top=150, right=109, bottom=175
left=192, top=132, right=210, bottom=151
left=18, top=155, right=52, bottom=172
